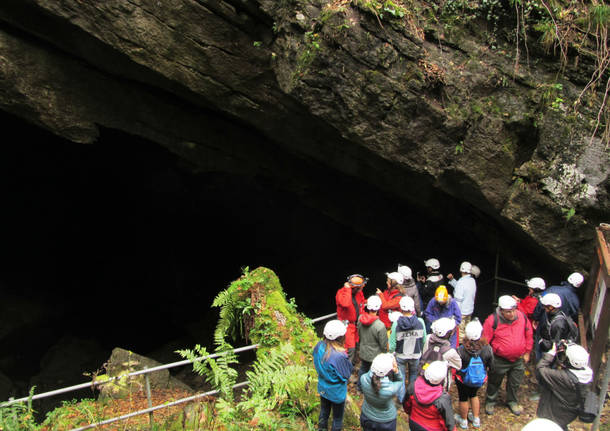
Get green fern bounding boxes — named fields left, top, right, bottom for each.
left=175, top=343, right=238, bottom=402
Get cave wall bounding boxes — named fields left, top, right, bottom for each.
left=0, top=0, right=608, bottom=274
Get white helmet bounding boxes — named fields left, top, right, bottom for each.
left=425, top=258, right=440, bottom=270
left=399, top=295, right=415, bottom=312
left=540, top=293, right=562, bottom=308
left=397, top=264, right=413, bottom=280
left=388, top=310, right=402, bottom=323
left=323, top=320, right=347, bottom=340
left=367, top=295, right=382, bottom=311
left=371, top=353, right=394, bottom=377
left=566, top=344, right=590, bottom=369
left=521, top=418, right=563, bottom=431
left=567, top=272, right=584, bottom=288
left=498, top=295, right=517, bottom=309
left=431, top=317, right=456, bottom=338
left=465, top=320, right=483, bottom=341
left=460, top=261, right=472, bottom=273
left=470, top=265, right=481, bottom=278
left=386, top=271, right=404, bottom=285
left=424, top=361, right=448, bottom=385
left=526, top=277, right=546, bottom=290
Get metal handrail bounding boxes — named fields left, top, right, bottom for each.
left=69, top=381, right=251, bottom=431
left=1, top=312, right=337, bottom=407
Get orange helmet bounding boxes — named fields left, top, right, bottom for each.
left=435, top=285, right=449, bottom=303
left=347, top=274, right=368, bottom=287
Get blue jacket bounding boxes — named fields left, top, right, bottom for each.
left=360, top=368, right=403, bottom=422
left=313, top=341, right=353, bottom=403
left=424, top=298, right=461, bottom=347
left=532, top=282, right=581, bottom=324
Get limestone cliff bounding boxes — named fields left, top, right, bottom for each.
left=0, top=0, right=608, bottom=272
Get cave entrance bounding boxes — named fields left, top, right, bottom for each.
left=0, top=111, right=524, bottom=405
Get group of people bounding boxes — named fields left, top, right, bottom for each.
left=313, top=259, right=595, bottom=431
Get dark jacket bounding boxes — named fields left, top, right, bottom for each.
left=417, top=272, right=444, bottom=308
left=358, top=313, right=388, bottom=362
left=538, top=310, right=576, bottom=352
left=546, top=282, right=580, bottom=322
left=404, top=376, right=456, bottom=431
left=536, top=352, right=593, bottom=430
left=455, top=343, right=494, bottom=384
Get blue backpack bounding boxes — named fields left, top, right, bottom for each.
left=462, top=354, right=486, bottom=387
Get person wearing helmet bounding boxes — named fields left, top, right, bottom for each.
left=513, top=277, right=546, bottom=326
left=419, top=317, right=462, bottom=389
left=397, top=264, right=422, bottom=317
left=360, top=353, right=404, bottom=431
left=313, top=320, right=353, bottom=431
left=389, top=296, right=427, bottom=402
left=454, top=319, right=494, bottom=429
left=447, top=261, right=477, bottom=344
left=403, top=361, right=457, bottom=431
left=416, top=258, right=445, bottom=312
left=540, top=272, right=584, bottom=323
left=336, top=274, right=368, bottom=365
left=535, top=342, right=593, bottom=430
left=424, top=285, right=462, bottom=347
left=521, top=418, right=563, bottom=431
left=357, top=295, right=388, bottom=391
left=537, top=293, right=578, bottom=359
left=376, top=272, right=405, bottom=329
left=482, top=295, right=533, bottom=416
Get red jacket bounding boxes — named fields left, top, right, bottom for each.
left=379, top=288, right=402, bottom=328
left=336, top=284, right=365, bottom=324
left=483, top=309, right=533, bottom=362
left=517, top=296, right=539, bottom=323
left=404, top=376, right=456, bottom=431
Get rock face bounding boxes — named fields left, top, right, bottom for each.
left=0, top=0, right=607, bottom=272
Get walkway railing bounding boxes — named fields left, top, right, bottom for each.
left=1, top=311, right=337, bottom=430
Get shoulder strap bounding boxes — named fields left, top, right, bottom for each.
left=492, top=312, right=499, bottom=330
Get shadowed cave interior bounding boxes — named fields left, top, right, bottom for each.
left=0, top=110, right=532, bottom=410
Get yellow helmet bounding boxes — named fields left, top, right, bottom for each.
left=435, top=285, right=449, bottom=303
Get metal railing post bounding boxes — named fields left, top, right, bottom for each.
left=144, top=367, right=153, bottom=430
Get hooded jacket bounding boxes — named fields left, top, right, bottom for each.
left=357, top=313, right=388, bottom=362
left=313, top=341, right=353, bottom=403
left=391, top=314, right=426, bottom=360
left=422, top=334, right=462, bottom=371
left=404, top=376, right=456, bottom=431
left=482, top=307, right=533, bottom=362
left=536, top=352, right=593, bottom=430
left=360, top=368, right=404, bottom=423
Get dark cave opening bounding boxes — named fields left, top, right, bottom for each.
left=0, top=111, right=529, bottom=409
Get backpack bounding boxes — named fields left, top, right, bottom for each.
left=419, top=343, right=451, bottom=375
left=461, top=354, right=486, bottom=387
left=574, top=378, right=599, bottom=423
left=553, top=312, right=579, bottom=342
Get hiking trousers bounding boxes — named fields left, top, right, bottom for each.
left=318, top=396, right=345, bottom=431
left=485, top=356, right=525, bottom=405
